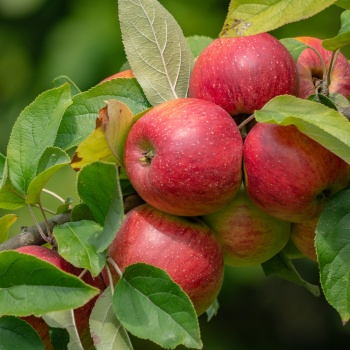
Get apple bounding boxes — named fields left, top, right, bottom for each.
left=124, top=97, right=243, bottom=217
left=295, top=36, right=350, bottom=99
left=243, top=122, right=350, bottom=223
left=188, top=33, right=299, bottom=118
left=99, top=68, right=134, bottom=83
left=17, top=245, right=105, bottom=350
left=290, top=218, right=319, bottom=262
left=105, top=203, right=224, bottom=316
left=201, top=186, right=291, bottom=267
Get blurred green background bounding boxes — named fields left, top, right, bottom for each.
left=1, top=1, right=350, bottom=349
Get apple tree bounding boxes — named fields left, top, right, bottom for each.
left=1, top=0, right=350, bottom=349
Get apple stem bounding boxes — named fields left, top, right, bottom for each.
left=107, top=256, right=123, bottom=278
left=78, top=268, right=88, bottom=280
left=42, top=188, right=66, bottom=204
left=27, top=204, right=50, bottom=243
left=327, top=49, right=340, bottom=89
left=238, top=114, right=255, bottom=130
left=307, top=46, right=329, bottom=96
left=104, top=263, right=115, bottom=295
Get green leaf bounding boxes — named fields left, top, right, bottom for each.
left=0, top=251, right=99, bottom=317
left=54, top=220, right=106, bottom=277
left=336, top=0, right=350, bottom=9
left=42, top=310, right=84, bottom=350
left=261, top=252, right=320, bottom=296
left=186, top=35, right=214, bottom=58
left=323, top=10, right=350, bottom=51
left=71, top=203, right=95, bottom=222
left=0, top=214, right=17, bottom=244
left=254, top=95, right=350, bottom=164
left=77, top=162, right=118, bottom=226
left=279, top=38, right=308, bottom=61
left=26, top=147, right=71, bottom=205
left=316, top=187, right=350, bottom=323
left=7, top=84, right=72, bottom=196
left=0, top=153, right=5, bottom=186
left=118, top=0, right=194, bottom=105
left=55, top=78, right=151, bottom=151
left=90, top=287, right=133, bottom=350
left=220, top=0, right=337, bottom=37
left=113, top=263, right=202, bottom=350
left=53, top=75, right=81, bottom=96
left=307, top=94, right=338, bottom=110
left=49, top=328, right=70, bottom=350
left=206, top=299, right=220, bottom=322
left=0, top=316, right=44, bottom=350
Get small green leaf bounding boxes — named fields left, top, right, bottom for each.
left=316, top=187, right=350, bottom=323
left=53, top=75, right=81, bottom=96
left=279, top=38, right=308, bottom=61
left=323, top=10, right=350, bottom=51
left=206, top=299, right=219, bottom=322
left=113, top=263, right=202, bottom=349
left=77, top=162, right=118, bottom=226
left=54, top=220, right=106, bottom=277
left=307, top=94, right=338, bottom=110
left=118, top=0, right=194, bottom=105
left=255, top=95, right=350, bottom=164
left=71, top=203, right=95, bottom=222
left=55, top=79, right=151, bottom=151
left=0, top=251, right=99, bottom=317
left=26, top=147, right=71, bottom=205
left=90, top=287, right=133, bottom=350
left=261, top=252, right=320, bottom=297
left=220, top=0, right=337, bottom=37
left=0, top=316, right=44, bottom=350
left=0, top=214, right=17, bottom=244
left=43, top=310, right=84, bottom=350
left=186, top=35, right=214, bottom=58
left=7, top=84, right=72, bottom=196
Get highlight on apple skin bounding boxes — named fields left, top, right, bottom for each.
left=201, top=186, right=291, bottom=267
left=105, top=203, right=225, bottom=316
left=123, top=97, right=243, bottom=217
left=188, top=32, right=299, bottom=117
left=243, top=122, right=350, bottom=223
left=295, top=36, right=350, bottom=99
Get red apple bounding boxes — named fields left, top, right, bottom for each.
left=106, top=204, right=224, bottom=316
left=188, top=33, right=299, bottom=117
left=124, top=97, right=243, bottom=216
left=99, top=69, right=134, bottom=83
left=295, top=36, right=350, bottom=99
left=243, top=122, right=350, bottom=223
left=17, top=245, right=105, bottom=350
left=201, top=187, right=291, bottom=267
left=290, top=218, right=319, bottom=262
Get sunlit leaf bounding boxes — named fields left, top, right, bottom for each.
left=90, top=287, right=133, bottom=350
left=118, top=0, right=194, bottom=105
left=0, top=316, right=44, bottom=350
left=255, top=95, right=350, bottom=163
left=336, top=0, right=350, bottom=9
left=0, top=214, right=17, bottom=244
left=186, top=35, right=214, bottom=58
left=279, top=38, right=308, bottom=61
left=220, top=0, right=337, bottom=37
left=0, top=251, right=99, bottom=317
left=316, top=187, right=350, bottom=324
left=323, top=10, right=350, bottom=51
left=113, top=263, right=202, bottom=349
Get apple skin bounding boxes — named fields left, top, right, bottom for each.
left=201, top=187, right=291, bottom=267
left=17, top=245, right=105, bottom=350
left=124, top=97, right=243, bottom=217
left=295, top=37, right=350, bottom=99
left=188, top=33, right=299, bottom=117
left=290, top=218, right=319, bottom=262
left=243, top=122, right=350, bottom=223
left=99, top=69, right=134, bottom=83
left=106, top=203, right=224, bottom=316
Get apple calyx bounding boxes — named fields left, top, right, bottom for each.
left=140, top=149, right=155, bottom=165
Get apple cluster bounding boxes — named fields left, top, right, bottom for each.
left=102, top=33, right=350, bottom=315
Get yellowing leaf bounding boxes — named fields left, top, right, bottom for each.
left=0, top=214, right=17, bottom=244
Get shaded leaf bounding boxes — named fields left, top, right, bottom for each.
left=307, top=94, right=338, bottom=110
left=0, top=214, right=17, bottom=244
left=316, top=187, right=350, bottom=323
left=279, top=38, right=308, bottom=61
left=336, top=0, right=350, bottom=9
left=54, top=220, right=106, bottom=277
left=90, top=287, right=133, bottom=350
left=118, top=0, right=194, bottom=105
left=113, top=263, right=202, bottom=349
left=220, top=0, right=337, bottom=37
left=0, top=251, right=99, bottom=317
left=0, top=316, right=44, bottom=350
left=255, top=95, right=350, bottom=163
left=186, top=35, right=214, bottom=58
left=323, top=10, right=350, bottom=51
left=71, top=203, right=96, bottom=222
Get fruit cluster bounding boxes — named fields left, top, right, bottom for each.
left=104, top=33, right=350, bottom=315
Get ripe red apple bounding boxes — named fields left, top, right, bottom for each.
left=99, top=69, right=134, bottom=83
left=17, top=245, right=105, bottom=350
left=124, top=97, right=243, bottom=216
left=188, top=33, right=299, bottom=117
left=106, top=203, right=224, bottom=316
left=290, top=218, right=319, bottom=262
left=201, top=187, right=291, bottom=267
left=295, top=36, right=350, bottom=99
left=243, top=122, right=350, bottom=223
